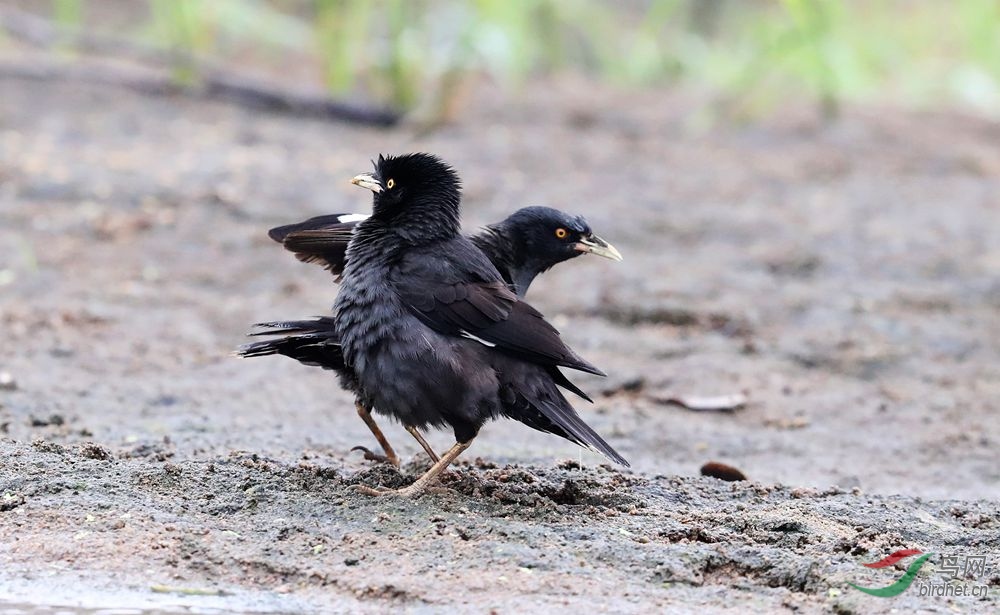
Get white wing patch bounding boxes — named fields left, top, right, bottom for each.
left=337, top=213, right=370, bottom=224
left=460, top=331, right=496, bottom=347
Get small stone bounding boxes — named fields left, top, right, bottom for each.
left=30, top=414, right=64, bottom=427
left=700, top=461, right=747, bottom=482
left=79, top=443, right=112, bottom=461
left=0, top=372, right=16, bottom=391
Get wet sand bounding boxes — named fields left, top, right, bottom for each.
left=1, top=75, right=998, bottom=613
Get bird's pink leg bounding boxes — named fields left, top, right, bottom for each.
left=350, top=402, right=401, bottom=468
left=405, top=425, right=441, bottom=462
left=354, top=439, right=472, bottom=498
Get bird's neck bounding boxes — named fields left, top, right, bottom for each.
left=374, top=197, right=461, bottom=246
left=474, top=224, right=541, bottom=298
left=349, top=209, right=459, bottom=265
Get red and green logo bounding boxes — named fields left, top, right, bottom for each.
left=849, top=549, right=933, bottom=597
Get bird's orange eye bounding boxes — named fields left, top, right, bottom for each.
left=555, top=228, right=568, bottom=239
left=386, top=178, right=395, bottom=189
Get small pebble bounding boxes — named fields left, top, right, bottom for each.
left=0, top=372, right=16, bottom=391
left=700, top=461, right=747, bottom=482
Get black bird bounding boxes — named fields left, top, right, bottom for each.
left=331, top=152, right=627, bottom=496
left=265, top=205, right=622, bottom=288
left=238, top=206, right=622, bottom=466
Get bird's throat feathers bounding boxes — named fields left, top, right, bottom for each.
left=372, top=194, right=461, bottom=245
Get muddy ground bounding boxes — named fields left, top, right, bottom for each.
left=1, top=67, right=998, bottom=613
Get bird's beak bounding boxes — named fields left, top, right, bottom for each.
left=350, top=173, right=382, bottom=193
left=574, top=234, right=623, bottom=261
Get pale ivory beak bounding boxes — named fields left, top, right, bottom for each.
left=350, top=173, right=382, bottom=193
left=574, top=234, right=623, bottom=261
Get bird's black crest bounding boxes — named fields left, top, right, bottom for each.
left=373, top=153, right=461, bottom=195
left=366, top=153, right=463, bottom=240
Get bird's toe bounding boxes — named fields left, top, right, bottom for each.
left=384, top=485, right=424, bottom=498
left=351, top=483, right=444, bottom=498
left=350, top=445, right=401, bottom=468
left=351, top=484, right=392, bottom=496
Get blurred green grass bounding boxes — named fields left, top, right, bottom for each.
left=44, top=0, right=1000, bottom=118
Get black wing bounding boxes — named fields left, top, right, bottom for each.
left=468, top=226, right=516, bottom=291
left=392, top=240, right=604, bottom=377
left=268, top=214, right=367, bottom=278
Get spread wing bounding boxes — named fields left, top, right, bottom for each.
left=267, top=213, right=368, bottom=278
left=392, top=240, right=604, bottom=376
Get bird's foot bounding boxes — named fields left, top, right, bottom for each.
left=351, top=484, right=394, bottom=497
left=350, top=483, right=449, bottom=498
left=350, top=445, right=401, bottom=468
left=352, top=440, right=472, bottom=499
left=351, top=483, right=418, bottom=498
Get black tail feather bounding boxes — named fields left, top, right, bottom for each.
left=547, top=366, right=593, bottom=403
left=508, top=382, right=628, bottom=467
left=236, top=318, right=344, bottom=370
left=534, top=396, right=629, bottom=467
left=246, top=316, right=338, bottom=336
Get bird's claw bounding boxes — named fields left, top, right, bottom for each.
left=350, top=445, right=400, bottom=468
left=350, top=483, right=447, bottom=498
left=351, top=484, right=394, bottom=497
left=351, top=484, right=417, bottom=498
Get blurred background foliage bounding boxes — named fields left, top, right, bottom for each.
left=21, top=0, right=1000, bottom=119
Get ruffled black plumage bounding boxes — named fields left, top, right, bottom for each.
left=331, top=153, right=627, bottom=466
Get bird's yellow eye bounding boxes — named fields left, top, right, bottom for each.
left=555, top=228, right=568, bottom=239
left=386, top=178, right=395, bottom=189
